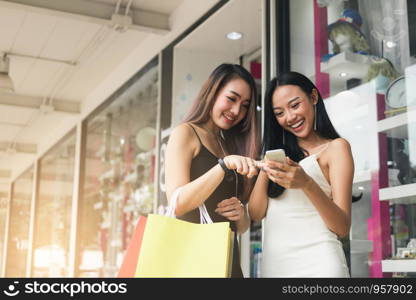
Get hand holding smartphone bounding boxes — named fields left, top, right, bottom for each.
left=264, top=149, right=286, bottom=163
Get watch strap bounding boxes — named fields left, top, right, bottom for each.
left=218, top=158, right=230, bottom=173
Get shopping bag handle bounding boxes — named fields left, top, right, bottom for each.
left=165, top=187, right=213, bottom=224
left=165, top=187, right=181, bottom=218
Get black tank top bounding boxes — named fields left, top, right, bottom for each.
left=177, top=123, right=245, bottom=278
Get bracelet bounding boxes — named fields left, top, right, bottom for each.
left=218, top=158, right=229, bottom=173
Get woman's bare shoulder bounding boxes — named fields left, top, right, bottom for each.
left=170, top=123, right=196, bottom=140
left=168, top=123, right=200, bottom=154
left=327, top=138, right=353, bottom=162
left=328, top=138, right=351, bottom=151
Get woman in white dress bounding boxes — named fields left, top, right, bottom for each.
left=248, top=72, right=354, bottom=277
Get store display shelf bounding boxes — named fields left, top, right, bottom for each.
left=382, top=259, right=416, bottom=273
left=379, top=183, right=416, bottom=203
left=321, top=51, right=372, bottom=82
left=377, top=108, right=416, bottom=138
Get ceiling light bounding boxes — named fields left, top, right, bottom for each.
left=358, top=186, right=364, bottom=191
left=339, top=72, right=348, bottom=77
left=0, top=53, right=13, bottom=92
left=226, top=32, right=243, bottom=40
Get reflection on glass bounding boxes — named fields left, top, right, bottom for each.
left=32, top=130, right=76, bottom=277
left=78, top=61, right=158, bottom=277
left=288, top=0, right=416, bottom=277
left=324, top=82, right=378, bottom=175
left=5, top=167, right=34, bottom=277
left=386, top=124, right=416, bottom=187
left=290, top=0, right=416, bottom=276
left=390, top=203, right=416, bottom=255
left=0, top=194, right=8, bottom=272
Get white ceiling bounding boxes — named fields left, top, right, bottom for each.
left=176, top=0, right=261, bottom=58
left=93, top=0, right=183, bottom=15
left=0, top=0, right=221, bottom=194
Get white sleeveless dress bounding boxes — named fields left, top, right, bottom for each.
left=261, top=149, right=350, bottom=277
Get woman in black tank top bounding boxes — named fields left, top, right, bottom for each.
left=165, top=64, right=260, bottom=277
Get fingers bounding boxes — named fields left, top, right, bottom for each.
left=223, top=156, right=238, bottom=171
left=267, top=173, right=288, bottom=187
left=217, top=197, right=241, bottom=207
left=265, top=160, right=290, bottom=171
left=223, top=156, right=243, bottom=172
left=216, top=208, right=240, bottom=218
left=215, top=197, right=244, bottom=220
left=240, top=158, right=249, bottom=175
left=264, top=168, right=286, bottom=179
left=223, top=155, right=259, bottom=177
left=254, top=160, right=265, bottom=169
left=262, top=157, right=305, bottom=189
left=246, top=157, right=258, bottom=178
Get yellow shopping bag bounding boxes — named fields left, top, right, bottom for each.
left=135, top=214, right=234, bottom=278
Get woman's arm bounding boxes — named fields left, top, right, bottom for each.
left=165, top=124, right=226, bottom=217
left=310, top=138, right=353, bottom=237
left=301, top=139, right=353, bottom=237
left=235, top=205, right=250, bottom=234
left=247, top=170, right=269, bottom=222
left=263, top=138, right=353, bottom=238
left=165, top=124, right=259, bottom=217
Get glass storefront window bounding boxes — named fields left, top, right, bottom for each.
left=389, top=202, right=416, bottom=277
left=0, top=191, right=8, bottom=273
left=5, top=167, right=34, bottom=277
left=289, top=0, right=416, bottom=277
left=31, top=130, right=77, bottom=277
left=170, top=0, right=262, bottom=127
left=167, top=0, right=262, bottom=277
left=77, top=59, right=159, bottom=277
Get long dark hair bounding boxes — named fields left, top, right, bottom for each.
left=264, top=71, right=344, bottom=198
left=183, top=63, right=260, bottom=200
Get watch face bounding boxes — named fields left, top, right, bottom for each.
left=386, top=76, right=406, bottom=108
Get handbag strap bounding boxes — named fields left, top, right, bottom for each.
left=165, top=187, right=213, bottom=224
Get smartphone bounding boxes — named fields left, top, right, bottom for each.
left=265, top=149, right=286, bottom=163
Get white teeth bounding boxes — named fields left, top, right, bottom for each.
left=290, top=120, right=304, bottom=128
left=224, top=114, right=235, bottom=121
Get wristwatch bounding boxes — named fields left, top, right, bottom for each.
left=218, top=158, right=235, bottom=182
left=218, top=158, right=230, bottom=173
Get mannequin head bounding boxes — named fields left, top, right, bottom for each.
left=328, top=22, right=370, bottom=54
left=328, top=9, right=370, bottom=54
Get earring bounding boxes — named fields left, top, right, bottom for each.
left=282, top=127, right=285, bottom=145
left=314, top=104, right=317, bottom=131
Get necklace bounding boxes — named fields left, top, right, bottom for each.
left=216, top=132, right=239, bottom=198
left=201, top=125, right=238, bottom=196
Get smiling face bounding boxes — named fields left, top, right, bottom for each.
left=272, top=84, right=317, bottom=139
left=210, top=78, right=252, bottom=130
